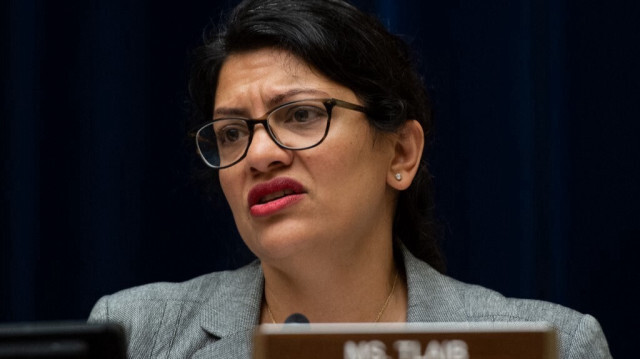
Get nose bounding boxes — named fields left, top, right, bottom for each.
left=244, top=124, right=293, bottom=174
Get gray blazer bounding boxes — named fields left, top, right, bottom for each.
left=89, top=247, right=611, bottom=358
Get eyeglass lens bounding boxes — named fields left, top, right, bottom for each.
left=196, top=99, right=331, bottom=168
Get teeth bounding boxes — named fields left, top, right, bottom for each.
left=259, top=189, right=294, bottom=204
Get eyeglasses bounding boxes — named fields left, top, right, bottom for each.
left=195, top=98, right=367, bottom=169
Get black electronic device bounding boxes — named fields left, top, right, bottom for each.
left=0, top=322, right=126, bottom=359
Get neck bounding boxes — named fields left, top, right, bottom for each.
left=260, top=240, right=407, bottom=323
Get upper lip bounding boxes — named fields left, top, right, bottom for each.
left=247, top=177, right=305, bottom=207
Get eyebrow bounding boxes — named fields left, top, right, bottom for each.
left=213, top=88, right=331, bottom=118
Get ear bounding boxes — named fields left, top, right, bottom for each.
left=387, top=120, right=424, bottom=190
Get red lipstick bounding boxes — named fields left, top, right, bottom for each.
left=248, top=177, right=306, bottom=217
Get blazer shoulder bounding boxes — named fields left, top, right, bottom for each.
left=402, top=248, right=611, bottom=359
left=438, top=276, right=611, bottom=358
left=404, top=248, right=588, bottom=334
left=88, top=261, right=262, bottom=357
left=96, top=260, right=260, bottom=305
left=453, top=280, right=583, bottom=330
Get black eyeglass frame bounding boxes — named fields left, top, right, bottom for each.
left=195, top=98, right=367, bottom=169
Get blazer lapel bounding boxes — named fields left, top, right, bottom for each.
left=193, top=261, right=264, bottom=359
left=402, top=246, right=467, bottom=322
left=190, top=330, right=254, bottom=359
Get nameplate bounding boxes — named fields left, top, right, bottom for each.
left=253, top=322, right=557, bottom=359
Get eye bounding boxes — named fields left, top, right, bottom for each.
left=284, top=105, right=327, bottom=124
left=216, top=123, right=249, bottom=145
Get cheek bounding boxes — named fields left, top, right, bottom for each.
left=309, top=136, right=386, bottom=194
left=218, top=170, right=242, bottom=209
left=301, top=140, right=354, bottom=180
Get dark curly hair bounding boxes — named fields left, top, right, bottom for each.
left=188, top=0, right=445, bottom=272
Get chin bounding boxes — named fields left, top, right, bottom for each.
left=244, top=228, right=325, bottom=263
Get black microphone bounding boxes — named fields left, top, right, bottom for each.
left=284, top=313, right=310, bottom=324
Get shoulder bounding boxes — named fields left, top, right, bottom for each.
left=90, top=261, right=260, bottom=316
left=402, top=247, right=611, bottom=358
left=440, top=275, right=610, bottom=358
left=88, top=261, right=262, bottom=357
left=444, top=275, right=582, bottom=326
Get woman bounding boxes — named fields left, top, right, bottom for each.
left=89, top=0, right=611, bottom=358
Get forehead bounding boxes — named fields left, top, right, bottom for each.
left=219, top=48, right=310, bottom=84
left=214, top=48, right=357, bottom=113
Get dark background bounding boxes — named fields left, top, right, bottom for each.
left=1, top=0, right=637, bottom=357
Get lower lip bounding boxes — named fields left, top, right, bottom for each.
left=250, top=194, right=305, bottom=217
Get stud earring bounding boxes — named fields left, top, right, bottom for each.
left=394, top=173, right=402, bottom=181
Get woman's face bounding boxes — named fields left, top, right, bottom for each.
left=215, top=48, right=398, bottom=263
